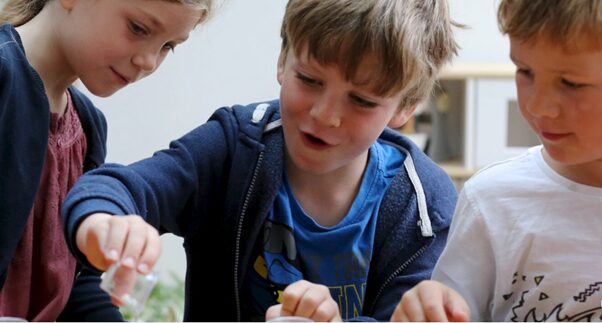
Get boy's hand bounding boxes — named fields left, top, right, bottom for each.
left=75, top=213, right=161, bottom=275
left=265, top=280, right=342, bottom=322
left=390, top=280, right=469, bottom=322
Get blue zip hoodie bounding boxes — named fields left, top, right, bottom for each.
left=62, top=100, right=457, bottom=321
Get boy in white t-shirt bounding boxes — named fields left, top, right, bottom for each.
left=390, top=0, right=602, bottom=321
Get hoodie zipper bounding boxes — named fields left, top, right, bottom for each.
left=233, top=151, right=264, bottom=321
left=367, top=242, right=429, bottom=315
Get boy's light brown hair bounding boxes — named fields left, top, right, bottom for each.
left=280, top=0, right=459, bottom=109
left=498, top=0, right=602, bottom=50
left=0, top=0, right=214, bottom=27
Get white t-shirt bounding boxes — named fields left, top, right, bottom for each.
left=433, top=146, right=602, bottom=321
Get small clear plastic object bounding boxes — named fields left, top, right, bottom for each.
left=100, top=262, right=159, bottom=316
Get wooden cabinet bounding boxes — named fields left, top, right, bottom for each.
left=408, top=63, right=540, bottom=189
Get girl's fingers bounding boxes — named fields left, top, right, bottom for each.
left=77, top=213, right=113, bottom=270
left=76, top=213, right=162, bottom=275
left=119, top=216, right=149, bottom=269
left=103, top=216, right=130, bottom=264
left=90, top=225, right=111, bottom=270
left=137, top=224, right=162, bottom=274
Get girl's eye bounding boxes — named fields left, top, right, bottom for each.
left=561, top=78, right=585, bottom=89
left=129, top=21, right=148, bottom=36
left=162, top=43, right=176, bottom=53
left=350, top=94, right=377, bottom=108
left=295, top=73, right=321, bottom=86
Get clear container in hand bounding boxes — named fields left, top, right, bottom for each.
left=100, top=262, right=158, bottom=319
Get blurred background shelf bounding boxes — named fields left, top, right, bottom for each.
left=439, top=63, right=515, bottom=79
left=400, top=63, right=540, bottom=190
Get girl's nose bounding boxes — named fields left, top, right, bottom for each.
left=132, top=51, right=159, bottom=73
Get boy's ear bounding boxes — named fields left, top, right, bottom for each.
left=388, top=105, right=417, bottom=129
left=59, top=0, right=77, bottom=11
left=276, top=50, right=286, bottom=86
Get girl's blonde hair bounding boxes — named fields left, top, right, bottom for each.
left=280, top=0, right=459, bottom=109
left=498, top=0, right=602, bottom=50
left=0, top=0, right=214, bottom=27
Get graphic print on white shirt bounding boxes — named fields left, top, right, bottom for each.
left=501, top=272, right=602, bottom=321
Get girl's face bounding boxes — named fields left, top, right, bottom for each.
left=57, top=0, right=205, bottom=97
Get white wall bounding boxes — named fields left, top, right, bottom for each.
left=449, top=0, right=511, bottom=64
left=80, top=0, right=512, bottom=282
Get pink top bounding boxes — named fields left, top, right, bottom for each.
left=0, top=91, right=88, bottom=321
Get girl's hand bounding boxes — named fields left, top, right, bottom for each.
left=390, top=280, right=470, bottom=322
left=75, top=213, right=161, bottom=275
left=265, top=280, right=342, bottom=322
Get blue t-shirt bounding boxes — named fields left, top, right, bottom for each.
left=244, top=140, right=404, bottom=320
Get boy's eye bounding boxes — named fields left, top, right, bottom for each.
left=561, top=78, right=585, bottom=89
left=350, top=94, right=377, bottom=108
left=295, top=73, right=321, bottom=86
left=516, top=68, right=532, bottom=78
left=129, top=21, right=148, bottom=36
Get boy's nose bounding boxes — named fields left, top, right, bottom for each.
left=525, top=87, right=561, bottom=118
left=309, top=97, right=342, bottom=128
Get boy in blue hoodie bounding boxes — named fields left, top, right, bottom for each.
left=62, top=0, right=459, bottom=321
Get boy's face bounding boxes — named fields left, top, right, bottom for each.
left=276, top=46, right=414, bottom=176
left=56, top=0, right=205, bottom=97
left=510, top=36, right=602, bottom=172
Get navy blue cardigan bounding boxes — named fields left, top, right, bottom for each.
left=0, top=24, right=121, bottom=321
left=63, top=100, right=457, bottom=321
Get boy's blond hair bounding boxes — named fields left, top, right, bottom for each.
left=498, top=0, right=602, bottom=50
left=280, top=0, right=458, bottom=109
left=0, top=0, right=214, bottom=27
